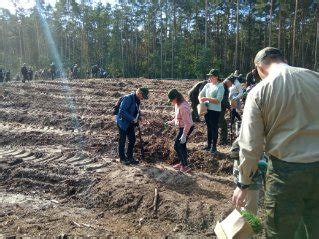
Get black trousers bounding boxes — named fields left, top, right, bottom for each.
left=204, top=110, right=220, bottom=150
left=51, top=72, right=56, bottom=80
left=118, top=124, right=136, bottom=161
left=231, top=109, right=241, bottom=124
left=22, top=74, right=28, bottom=83
left=174, top=126, right=194, bottom=166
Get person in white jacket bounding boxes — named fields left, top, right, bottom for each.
left=227, top=75, right=243, bottom=124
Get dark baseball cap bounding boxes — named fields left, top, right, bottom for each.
left=207, top=69, right=219, bottom=77
left=254, top=47, right=283, bottom=65
left=139, top=87, right=149, bottom=99
left=168, top=89, right=181, bottom=102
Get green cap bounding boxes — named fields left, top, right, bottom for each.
left=167, top=89, right=180, bottom=102
left=139, top=87, right=149, bottom=99
left=207, top=68, right=219, bottom=77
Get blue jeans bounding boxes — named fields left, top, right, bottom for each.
left=174, top=126, right=194, bottom=166
left=118, top=124, right=136, bottom=161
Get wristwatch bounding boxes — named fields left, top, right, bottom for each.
left=236, top=182, right=250, bottom=190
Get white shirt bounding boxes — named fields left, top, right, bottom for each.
left=229, top=79, right=243, bottom=100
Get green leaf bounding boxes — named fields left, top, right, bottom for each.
left=240, top=210, right=263, bottom=234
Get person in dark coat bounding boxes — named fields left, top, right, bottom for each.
left=115, top=87, right=149, bottom=165
left=188, top=80, right=208, bottom=122
left=245, top=68, right=261, bottom=87
left=50, top=62, right=56, bottom=80
left=21, top=63, right=28, bottom=83
left=5, top=70, right=10, bottom=82
left=91, top=64, right=99, bottom=78
left=0, top=68, right=3, bottom=82
left=28, top=67, right=33, bottom=81
left=218, top=80, right=231, bottom=145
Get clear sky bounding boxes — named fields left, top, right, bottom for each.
left=0, top=0, right=117, bottom=13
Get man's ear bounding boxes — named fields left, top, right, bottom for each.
left=260, top=67, right=267, bottom=78
left=257, top=64, right=268, bottom=79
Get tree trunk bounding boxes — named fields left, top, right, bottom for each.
left=269, top=0, right=273, bottom=46
left=292, top=0, right=298, bottom=65
left=216, top=13, right=220, bottom=60
left=240, top=34, right=244, bottom=71
left=60, top=32, right=63, bottom=60
left=35, top=17, right=41, bottom=66
left=204, top=0, right=208, bottom=48
left=120, top=27, right=124, bottom=77
left=195, top=0, right=198, bottom=58
left=234, top=0, right=239, bottom=69
left=315, top=7, right=319, bottom=71
left=0, top=19, right=5, bottom=66
left=164, top=0, right=168, bottom=77
left=300, top=5, right=305, bottom=67
left=171, top=0, right=176, bottom=79
left=18, top=22, right=23, bottom=64
left=278, top=2, right=282, bottom=49
left=135, top=30, right=138, bottom=76
left=246, top=3, right=252, bottom=70
left=160, top=0, right=163, bottom=79
left=223, top=6, right=229, bottom=73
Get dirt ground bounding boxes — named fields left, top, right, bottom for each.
left=0, top=78, right=238, bottom=238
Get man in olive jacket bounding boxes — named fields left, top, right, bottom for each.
left=232, top=47, right=319, bottom=238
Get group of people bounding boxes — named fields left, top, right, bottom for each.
left=20, top=63, right=34, bottom=82
left=0, top=68, right=11, bottom=82
left=114, top=67, right=259, bottom=171
left=6, top=62, right=109, bottom=83
left=189, top=67, right=260, bottom=147
left=21, top=63, right=55, bottom=82
left=90, top=64, right=108, bottom=78
left=115, top=47, right=319, bottom=238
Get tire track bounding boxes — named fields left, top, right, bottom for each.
left=0, top=147, right=113, bottom=175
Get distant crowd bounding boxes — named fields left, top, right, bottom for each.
left=0, top=63, right=109, bottom=83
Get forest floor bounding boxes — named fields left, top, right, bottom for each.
left=0, top=78, right=245, bottom=238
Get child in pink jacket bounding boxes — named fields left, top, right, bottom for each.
left=166, top=89, right=194, bottom=172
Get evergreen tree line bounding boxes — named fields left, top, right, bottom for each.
left=0, top=0, right=318, bottom=79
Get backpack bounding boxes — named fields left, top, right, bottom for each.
left=113, top=94, right=135, bottom=116
left=113, top=96, right=125, bottom=115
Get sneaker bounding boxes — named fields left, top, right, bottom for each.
left=219, top=141, right=228, bottom=146
left=180, top=165, right=191, bottom=173
left=128, top=158, right=139, bottom=165
left=210, top=147, right=218, bottom=155
left=173, top=163, right=182, bottom=170
left=120, top=159, right=131, bottom=165
left=202, top=145, right=211, bottom=151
